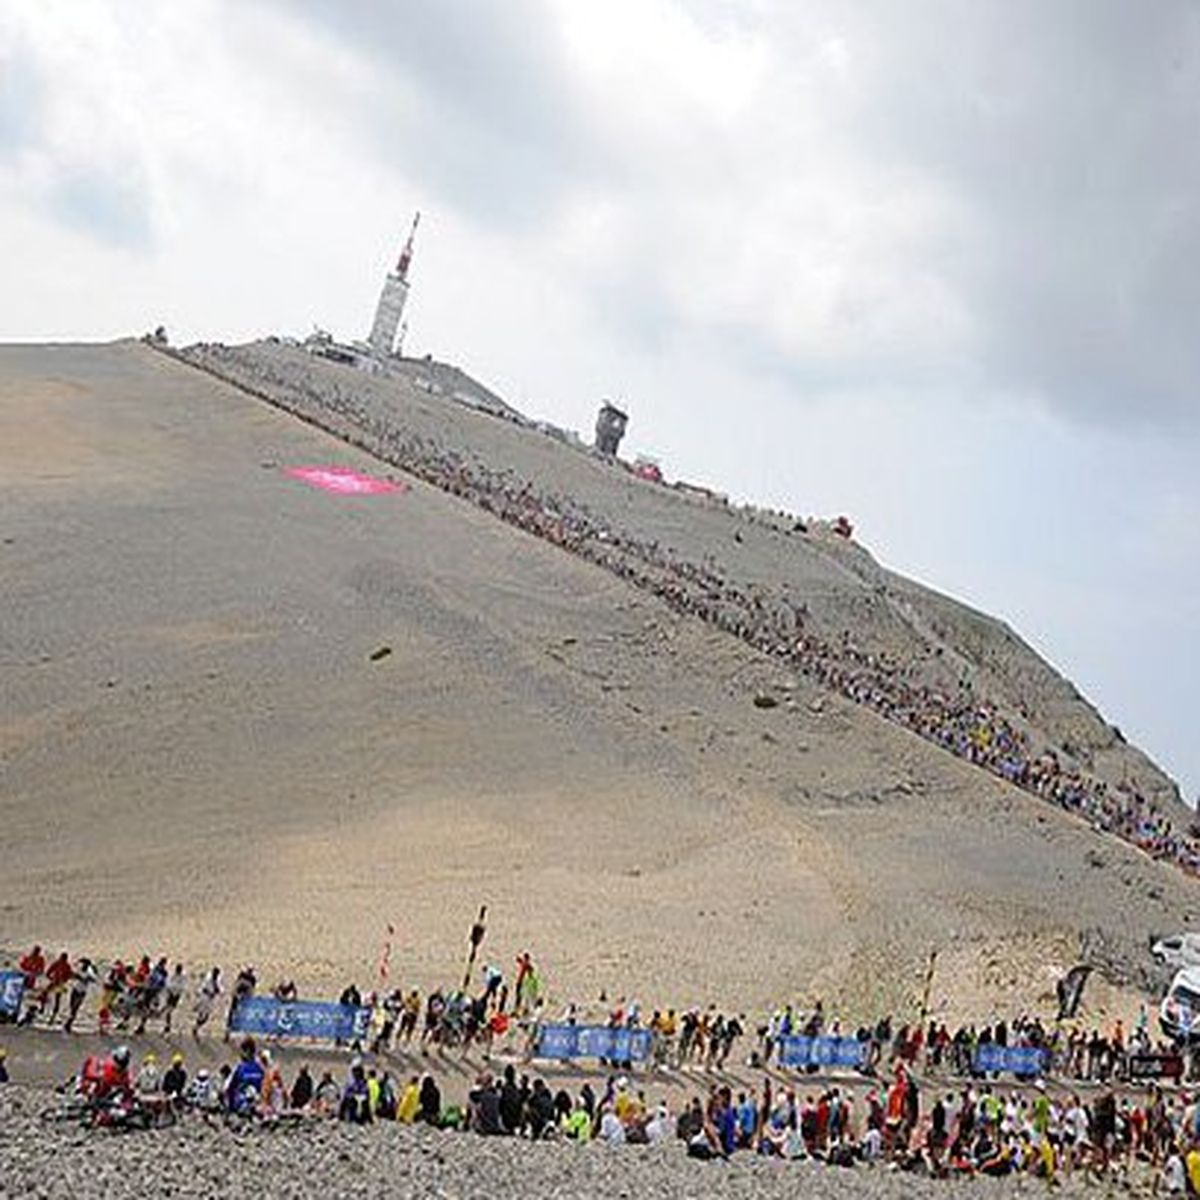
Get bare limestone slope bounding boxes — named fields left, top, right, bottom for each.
left=186, top=340, right=1181, bottom=818
left=0, top=340, right=1192, bottom=1025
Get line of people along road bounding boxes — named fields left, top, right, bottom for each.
left=7, top=942, right=1190, bottom=1090
left=176, top=341, right=1200, bottom=883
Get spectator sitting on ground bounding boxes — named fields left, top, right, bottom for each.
left=339, top=1061, right=372, bottom=1124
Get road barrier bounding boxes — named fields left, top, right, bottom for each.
left=535, top=1024, right=652, bottom=1063
left=972, top=1044, right=1048, bottom=1076
left=777, top=1035, right=866, bottom=1070
left=227, top=996, right=371, bottom=1043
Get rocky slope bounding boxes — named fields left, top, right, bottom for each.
left=0, top=340, right=1191, bottom=1022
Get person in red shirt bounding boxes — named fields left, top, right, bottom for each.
left=885, top=1064, right=910, bottom=1158
left=81, top=1045, right=133, bottom=1105
left=16, top=946, right=46, bottom=1026
left=44, top=952, right=72, bottom=1025
left=18, top=945, right=45, bottom=990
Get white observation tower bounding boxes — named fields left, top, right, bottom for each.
left=368, top=212, right=420, bottom=357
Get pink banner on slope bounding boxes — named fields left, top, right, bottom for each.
left=283, top=466, right=408, bottom=495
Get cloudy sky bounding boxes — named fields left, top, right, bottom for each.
left=2, top=0, right=1197, bottom=800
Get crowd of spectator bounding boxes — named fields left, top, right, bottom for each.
left=22, top=1027, right=1200, bottom=1189
left=7, top=941, right=1188, bottom=1089
left=172, top=342, right=1199, bottom=882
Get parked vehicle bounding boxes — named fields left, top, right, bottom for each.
left=1159, top=966, right=1200, bottom=1041
left=1152, top=932, right=1200, bottom=969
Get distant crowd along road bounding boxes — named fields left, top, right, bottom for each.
left=173, top=342, right=1200, bottom=882
left=5, top=941, right=1190, bottom=1093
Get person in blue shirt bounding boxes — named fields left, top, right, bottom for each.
left=716, top=1086, right=738, bottom=1156
left=225, top=1037, right=264, bottom=1114
left=339, top=1061, right=372, bottom=1124
left=736, top=1090, right=758, bottom=1148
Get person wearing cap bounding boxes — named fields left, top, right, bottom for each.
left=86, top=1045, right=133, bottom=1105
left=184, top=1067, right=215, bottom=1111
left=162, top=1051, right=187, bottom=1099
left=137, top=1051, right=160, bottom=1095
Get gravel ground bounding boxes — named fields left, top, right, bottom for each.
left=0, top=1086, right=1150, bottom=1200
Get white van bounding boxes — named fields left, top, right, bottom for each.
left=1152, top=933, right=1200, bottom=970
left=1159, top=967, right=1200, bottom=1041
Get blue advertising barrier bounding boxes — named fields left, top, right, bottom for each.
left=0, top=970, right=24, bottom=1017
left=973, top=1044, right=1047, bottom=1076
left=536, top=1024, right=653, bottom=1063
left=778, top=1035, right=867, bottom=1070
left=228, top=996, right=371, bottom=1043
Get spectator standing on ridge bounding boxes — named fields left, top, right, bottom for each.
left=193, top=966, right=221, bottom=1039
left=162, top=963, right=186, bottom=1034
left=226, top=966, right=257, bottom=1041
left=16, top=945, right=45, bottom=1025
left=398, top=987, right=421, bottom=1044
left=43, top=951, right=72, bottom=1025
left=64, top=957, right=97, bottom=1033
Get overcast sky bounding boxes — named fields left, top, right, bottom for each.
left=2, top=0, right=1197, bottom=800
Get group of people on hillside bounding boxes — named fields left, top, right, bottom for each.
left=9, top=940, right=1188, bottom=1096
left=12, top=946, right=195, bottom=1037
left=180, top=341, right=1200, bottom=882
left=30, top=1037, right=1200, bottom=1190
left=754, top=1004, right=1181, bottom=1085
left=61, top=1037, right=441, bottom=1126
left=456, top=1066, right=1200, bottom=1191
left=8, top=945, right=548, bottom=1057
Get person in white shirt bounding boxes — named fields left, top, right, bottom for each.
left=861, top=1125, right=883, bottom=1162
left=1162, top=1148, right=1186, bottom=1194
left=136, top=1052, right=161, bottom=1095
left=163, top=964, right=187, bottom=1034
left=645, top=1103, right=672, bottom=1145
left=599, top=1103, right=626, bottom=1145
left=192, top=967, right=221, bottom=1038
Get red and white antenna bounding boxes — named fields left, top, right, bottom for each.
left=396, top=211, right=420, bottom=280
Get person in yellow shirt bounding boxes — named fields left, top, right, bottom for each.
left=1180, top=1137, right=1200, bottom=1195
left=1037, top=1135, right=1056, bottom=1184
left=562, top=1099, right=592, bottom=1141
left=397, top=1075, right=421, bottom=1123
left=614, top=1078, right=634, bottom=1122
